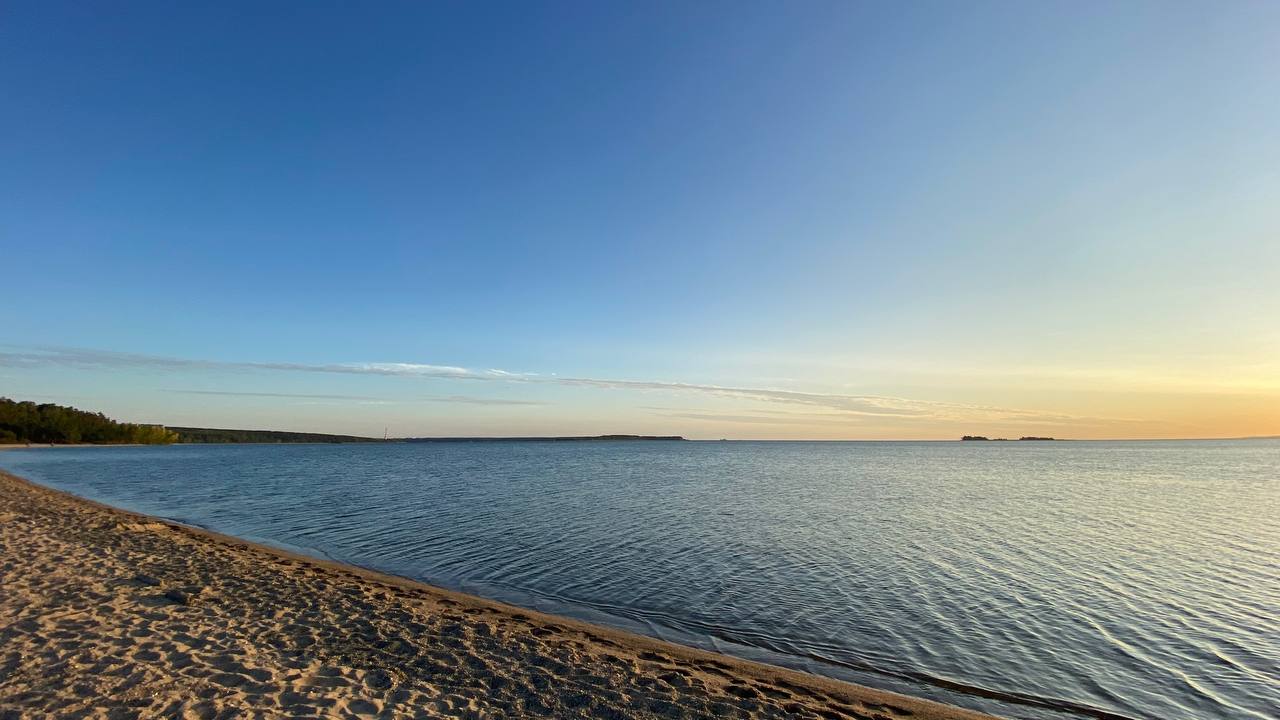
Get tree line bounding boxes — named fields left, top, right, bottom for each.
left=169, top=427, right=380, bottom=443
left=0, top=398, right=178, bottom=445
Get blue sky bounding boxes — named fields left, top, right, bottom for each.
left=3, top=1, right=1278, bottom=439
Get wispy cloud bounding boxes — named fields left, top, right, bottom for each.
left=162, top=389, right=542, bottom=405
left=425, top=395, right=545, bottom=406
left=163, top=389, right=384, bottom=401
left=554, top=377, right=935, bottom=417
left=657, top=411, right=843, bottom=426
left=3, top=345, right=1125, bottom=427
left=552, top=376, right=1122, bottom=424
left=0, top=346, right=523, bottom=381
left=344, top=363, right=521, bottom=380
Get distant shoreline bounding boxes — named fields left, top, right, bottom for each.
left=168, top=427, right=688, bottom=444
left=402, top=434, right=686, bottom=443
left=960, top=435, right=1060, bottom=442
left=4, top=435, right=1277, bottom=450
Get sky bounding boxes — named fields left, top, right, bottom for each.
left=2, top=1, right=1278, bottom=440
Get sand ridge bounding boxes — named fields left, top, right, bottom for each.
left=0, top=470, right=996, bottom=719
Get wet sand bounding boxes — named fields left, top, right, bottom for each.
left=0, top=469, right=996, bottom=719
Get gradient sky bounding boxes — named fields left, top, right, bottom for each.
left=3, top=1, right=1278, bottom=439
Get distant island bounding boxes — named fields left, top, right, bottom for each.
left=961, top=435, right=1058, bottom=441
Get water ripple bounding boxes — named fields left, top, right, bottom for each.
left=2, top=439, right=1277, bottom=720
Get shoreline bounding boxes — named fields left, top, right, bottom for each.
left=0, top=468, right=997, bottom=719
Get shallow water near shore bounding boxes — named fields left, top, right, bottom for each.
left=3, top=439, right=1277, bottom=720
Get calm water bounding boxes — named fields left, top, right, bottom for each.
left=2, top=440, right=1276, bottom=720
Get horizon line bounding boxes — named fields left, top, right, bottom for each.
left=141, top=426, right=1280, bottom=444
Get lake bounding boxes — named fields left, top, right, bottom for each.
left=2, top=439, right=1276, bottom=719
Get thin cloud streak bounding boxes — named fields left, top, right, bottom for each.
left=554, top=376, right=1130, bottom=425
left=425, top=396, right=546, bottom=406
left=162, top=389, right=544, bottom=406
left=164, top=389, right=384, bottom=401
left=0, top=347, right=512, bottom=381
left=658, top=411, right=845, bottom=426
left=4, top=345, right=1127, bottom=427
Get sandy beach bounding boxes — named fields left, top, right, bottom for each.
left=0, top=469, right=994, bottom=720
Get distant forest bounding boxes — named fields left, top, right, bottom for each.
left=0, top=398, right=178, bottom=444
left=177, top=430, right=686, bottom=443
left=170, top=427, right=380, bottom=444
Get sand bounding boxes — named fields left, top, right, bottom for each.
left=0, top=469, right=995, bottom=720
